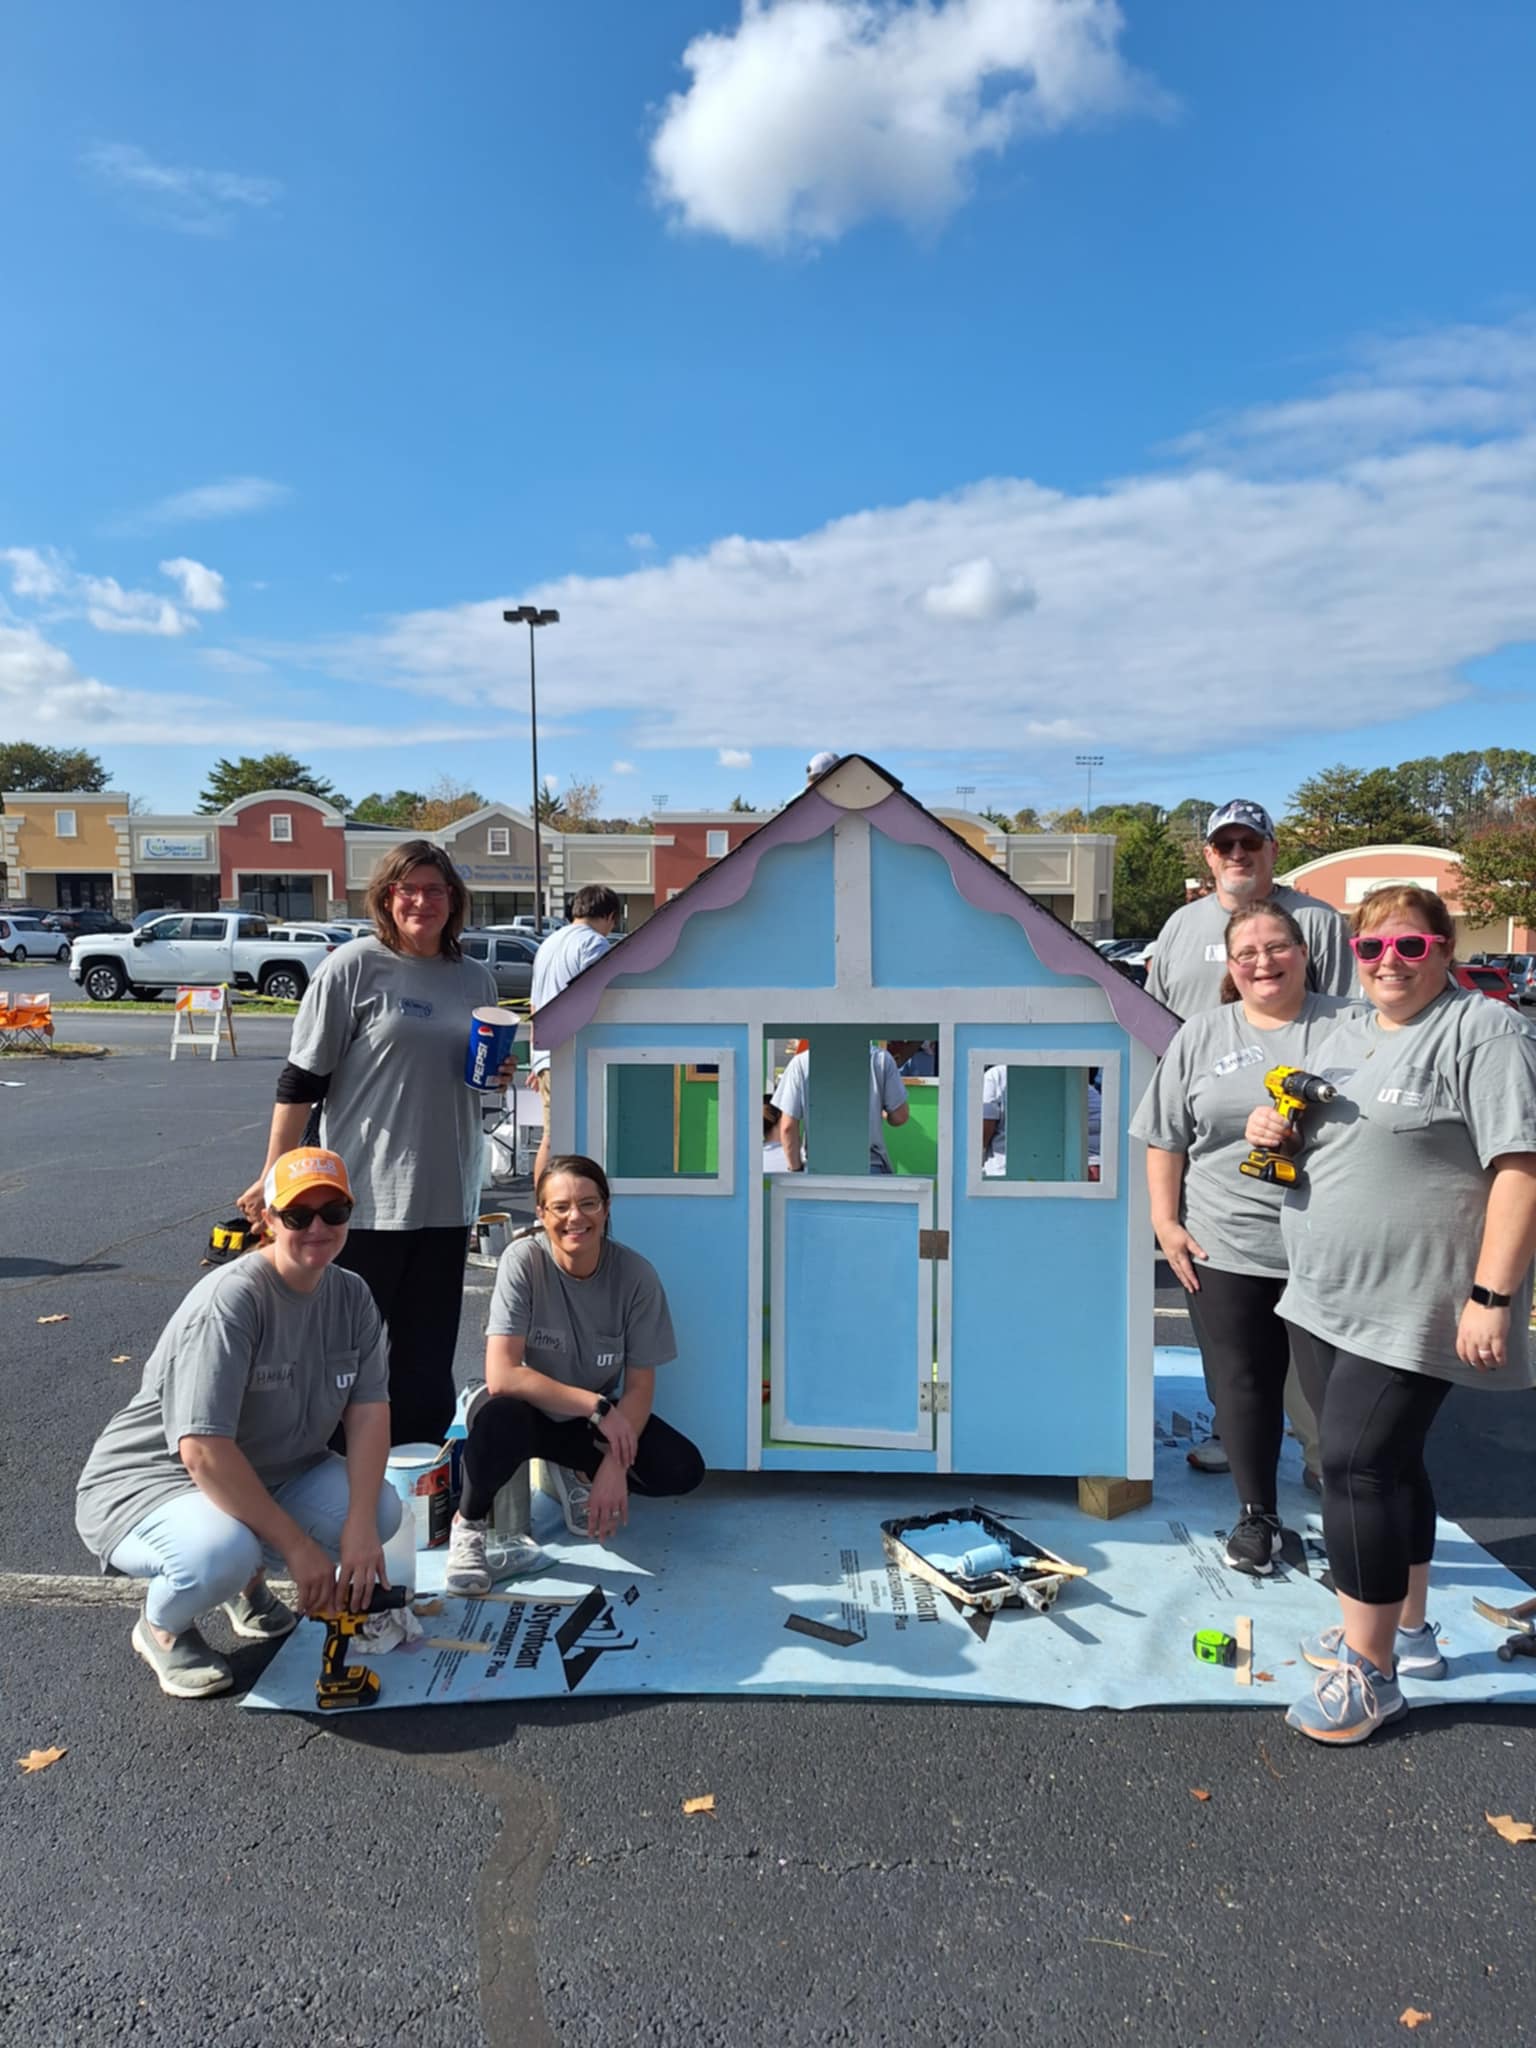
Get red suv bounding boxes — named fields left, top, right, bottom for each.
left=1453, top=963, right=1515, bottom=1005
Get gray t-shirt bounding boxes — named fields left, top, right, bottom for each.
left=1147, top=886, right=1353, bottom=1019
left=76, top=1256, right=390, bottom=1565
left=287, top=936, right=497, bottom=1230
left=1130, top=994, right=1361, bottom=1277
left=772, top=1047, right=908, bottom=1173
left=1277, top=989, right=1536, bottom=1387
left=529, top=924, right=612, bottom=1076
left=487, top=1232, right=677, bottom=1401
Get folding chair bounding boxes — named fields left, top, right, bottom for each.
left=8, top=993, right=54, bottom=1050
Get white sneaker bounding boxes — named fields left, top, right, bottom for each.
left=484, top=1532, right=549, bottom=1579
left=445, top=1513, right=492, bottom=1594
left=1187, top=1438, right=1230, bottom=1473
left=546, top=1464, right=593, bottom=1538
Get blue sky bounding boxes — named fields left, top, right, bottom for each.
left=3, top=0, right=1536, bottom=822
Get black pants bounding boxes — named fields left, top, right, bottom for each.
left=1287, top=1324, right=1453, bottom=1606
left=1185, top=1266, right=1291, bottom=1514
left=459, top=1395, right=705, bottom=1521
left=335, top=1226, right=470, bottom=1448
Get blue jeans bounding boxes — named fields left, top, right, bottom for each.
left=108, top=1456, right=402, bottom=1635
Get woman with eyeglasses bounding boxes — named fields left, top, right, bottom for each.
left=238, top=841, right=507, bottom=1447
left=1132, top=900, right=1360, bottom=1574
left=446, top=1155, right=704, bottom=1589
left=1242, top=886, right=1536, bottom=1745
left=76, top=1150, right=402, bottom=1699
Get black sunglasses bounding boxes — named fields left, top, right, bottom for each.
left=276, top=1199, right=354, bottom=1231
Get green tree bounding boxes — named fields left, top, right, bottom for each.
left=1278, top=764, right=1440, bottom=868
left=535, top=780, right=566, bottom=826
left=1453, top=827, right=1536, bottom=931
left=0, top=743, right=111, bottom=795
left=198, top=753, right=349, bottom=814
left=352, top=788, right=425, bottom=826
left=979, top=807, right=1014, bottom=832
left=1011, top=807, right=1043, bottom=832
left=728, top=794, right=755, bottom=813
left=1113, top=816, right=1188, bottom=939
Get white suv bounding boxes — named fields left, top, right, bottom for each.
left=0, top=914, right=69, bottom=964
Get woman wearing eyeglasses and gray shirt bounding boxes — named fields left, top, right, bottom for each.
left=1241, top=885, right=1536, bottom=1746
left=1132, top=900, right=1361, bottom=1576
left=238, top=840, right=507, bottom=1448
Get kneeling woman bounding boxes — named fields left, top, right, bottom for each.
left=75, top=1150, right=400, bottom=1699
left=448, top=1155, right=704, bottom=1591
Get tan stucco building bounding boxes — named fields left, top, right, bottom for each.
left=0, top=792, right=133, bottom=913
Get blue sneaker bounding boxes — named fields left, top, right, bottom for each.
left=1301, top=1620, right=1447, bottom=1680
left=1286, top=1644, right=1406, bottom=1745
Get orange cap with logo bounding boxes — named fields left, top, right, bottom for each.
left=263, top=1148, right=353, bottom=1212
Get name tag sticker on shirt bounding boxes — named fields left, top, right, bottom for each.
left=1203, top=944, right=1226, bottom=962
left=399, top=998, right=433, bottom=1020
left=532, top=1326, right=567, bottom=1352
left=250, top=1363, right=294, bottom=1393
left=1213, top=1045, right=1265, bottom=1077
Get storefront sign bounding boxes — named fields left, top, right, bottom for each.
left=141, top=833, right=211, bottom=863
left=455, top=862, right=535, bottom=885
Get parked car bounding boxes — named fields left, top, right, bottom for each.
left=326, top=918, right=375, bottom=938
left=459, top=928, right=538, bottom=1001
left=69, top=912, right=336, bottom=1003
left=1453, top=963, right=1515, bottom=1005
left=1470, top=952, right=1536, bottom=1004
left=267, top=923, right=356, bottom=948
left=132, top=906, right=186, bottom=927
left=0, top=913, right=70, bottom=964
left=41, top=909, right=130, bottom=937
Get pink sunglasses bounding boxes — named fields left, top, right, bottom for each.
left=1349, top=932, right=1448, bottom=964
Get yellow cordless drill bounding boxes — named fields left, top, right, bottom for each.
left=1238, top=1066, right=1338, bottom=1188
left=313, top=1584, right=409, bottom=1710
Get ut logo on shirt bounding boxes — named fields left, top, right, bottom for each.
left=595, top=1351, right=619, bottom=1371
left=334, top=1369, right=357, bottom=1391
left=1377, top=1087, right=1426, bottom=1107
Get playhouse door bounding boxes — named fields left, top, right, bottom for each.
left=769, top=1175, right=936, bottom=1450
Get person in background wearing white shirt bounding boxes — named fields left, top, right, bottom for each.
left=529, top=885, right=620, bottom=1187
left=773, top=1043, right=909, bottom=1174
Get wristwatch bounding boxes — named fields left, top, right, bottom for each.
left=1469, top=1284, right=1511, bottom=1308
left=590, top=1395, right=614, bottom=1428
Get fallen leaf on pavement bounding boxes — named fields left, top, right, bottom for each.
left=1399, top=2009, right=1432, bottom=2030
left=17, top=1746, right=66, bottom=1774
left=1189, top=1788, right=1211, bottom=1802
left=36, top=1314, right=69, bottom=1325
left=682, top=1794, right=716, bottom=1816
left=1485, top=1812, right=1536, bottom=1844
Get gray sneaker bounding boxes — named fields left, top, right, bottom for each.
left=446, top=1513, right=492, bottom=1595
left=222, top=1579, right=299, bottom=1640
left=1301, top=1620, right=1447, bottom=1680
left=484, top=1532, right=550, bottom=1579
left=546, top=1464, right=593, bottom=1538
left=131, top=1615, right=234, bottom=1699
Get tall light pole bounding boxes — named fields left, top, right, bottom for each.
left=651, top=793, right=669, bottom=818
left=955, top=783, right=976, bottom=811
left=503, top=605, right=560, bottom=924
left=1075, top=753, right=1104, bottom=820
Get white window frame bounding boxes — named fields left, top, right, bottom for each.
left=965, top=1047, right=1120, bottom=1200
left=705, top=829, right=729, bottom=859
left=270, top=814, right=293, bottom=843
left=487, top=827, right=511, bottom=856
left=585, top=1046, right=735, bottom=1198
left=54, top=809, right=77, bottom=838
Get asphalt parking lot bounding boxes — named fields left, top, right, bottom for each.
left=3, top=1035, right=1534, bottom=2046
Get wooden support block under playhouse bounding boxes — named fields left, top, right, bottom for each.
left=1077, top=1476, right=1155, bottom=1520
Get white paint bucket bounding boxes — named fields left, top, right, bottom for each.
left=478, top=1212, right=511, bottom=1257
left=386, top=1441, right=453, bottom=1550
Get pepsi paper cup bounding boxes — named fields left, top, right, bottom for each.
left=465, top=1006, right=519, bottom=1090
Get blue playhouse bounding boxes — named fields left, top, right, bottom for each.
left=536, top=756, right=1178, bottom=1496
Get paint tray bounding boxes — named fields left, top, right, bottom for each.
left=880, top=1505, right=1085, bottom=1615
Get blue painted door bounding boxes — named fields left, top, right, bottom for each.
left=769, top=1176, right=935, bottom=1450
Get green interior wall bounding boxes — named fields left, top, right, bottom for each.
left=1003, top=1066, right=1087, bottom=1181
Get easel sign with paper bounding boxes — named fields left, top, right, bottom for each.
left=171, top=984, right=238, bottom=1062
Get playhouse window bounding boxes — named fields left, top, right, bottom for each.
left=967, top=1051, right=1119, bottom=1199
left=588, top=1049, right=735, bottom=1196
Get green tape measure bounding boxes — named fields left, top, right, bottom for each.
left=1193, top=1628, right=1237, bottom=1667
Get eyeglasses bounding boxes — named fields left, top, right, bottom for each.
left=1350, top=932, right=1448, bottom=964
left=276, top=1199, right=354, bottom=1231
left=392, top=884, right=450, bottom=904
left=540, top=1197, right=606, bottom=1219
left=1211, top=834, right=1266, bottom=855
left=1230, top=941, right=1298, bottom=968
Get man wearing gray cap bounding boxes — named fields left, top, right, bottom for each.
left=1146, top=800, right=1352, bottom=1020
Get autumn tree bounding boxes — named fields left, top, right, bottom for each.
left=1011, top=807, right=1043, bottom=832
left=412, top=778, right=487, bottom=831
left=198, top=753, right=349, bottom=814
left=0, top=743, right=111, bottom=795
left=352, top=789, right=426, bottom=826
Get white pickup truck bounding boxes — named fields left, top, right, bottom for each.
left=70, top=911, right=337, bottom=1003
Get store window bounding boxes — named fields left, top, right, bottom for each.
left=705, top=830, right=729, bottom=859
left=55, top=810, right=77, bottom=837
left=487, top=827, right=510, bottom=855
left=270, top=814, right=293, bottom=843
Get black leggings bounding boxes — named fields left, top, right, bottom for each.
left=459, top=1395, right=706, bottom=1521
left=1185, top=1266, right=1291, bottom=1514
left=335, top=1226, right=470, bottom=1448
left=1286, top=1325, right=1452, bottom=1606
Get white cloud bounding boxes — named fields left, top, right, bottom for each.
left=718, top=747, right=754, bottom=768
left=127, top=477, right=291, bottom=530
left=611, top=758, right=637, bottom=774
left=323, top=318, right=1536, bottom=769
left=0, top=546, right=67, bottom=601
left=1, top=547, right=209, bottom=637
left=627, top=533, right=657, bottom=553
left=198, top=648, right=270, bottom=676
left=649, top=0, right=1165, bottom=249
left=160, top=558, right=227, bottom=612
left=83, top=142, right=282, bottom=236
left=922, top=555, right=1035, bottom=621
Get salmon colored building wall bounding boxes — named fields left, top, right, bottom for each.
left=1277, top=844, right=1531, bottom=954
left=217, top=792, right=347, bottom=913
left=653, top=815, right=770, bottom=907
